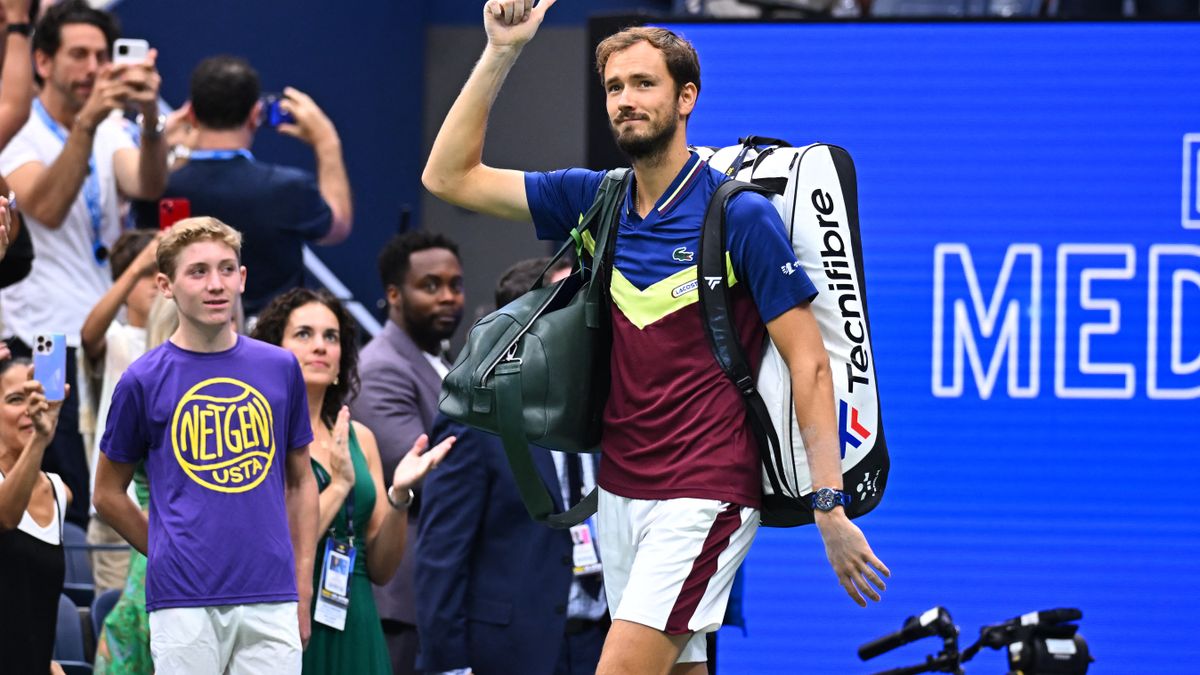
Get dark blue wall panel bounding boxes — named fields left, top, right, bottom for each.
left=119, top=0, right=425, bottom=312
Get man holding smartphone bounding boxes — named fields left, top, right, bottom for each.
left=136, top=55, right=353, bottom=317
left=0, top=0, right=168, bottom=527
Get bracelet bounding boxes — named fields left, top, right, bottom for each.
left=386, top=485, right=414, bottom=510
left=6, top=24, right=32, bottom=37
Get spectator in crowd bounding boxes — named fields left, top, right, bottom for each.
left=350, top=230, right=464, bottom=675
left=1, top=0, right=167, bottom=528
left=93, top=217, right=318, bottom=673
left=136, top=55, right=352, bottom=316
left=416, top=256, right=609, bottom=675
left=252, top=287, right=454, bottom=675
left=79, top=228, right=158, bottom=594
left=0, top=359, right=69, bottom=674
left=93, top=292, right=177, bottom=674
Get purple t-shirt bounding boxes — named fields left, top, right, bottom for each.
left=100, top=336, right=314, bottom=611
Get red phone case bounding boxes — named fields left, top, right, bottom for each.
left=159, top=198, right=191, bottom=230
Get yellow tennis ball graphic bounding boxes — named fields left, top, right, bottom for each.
left=171, top=377, right=276, bottom=493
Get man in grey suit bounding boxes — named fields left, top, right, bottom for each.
left=351, top=230, right=465, bottom=675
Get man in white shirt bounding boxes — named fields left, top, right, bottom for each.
left=0, top=0, right=167, bottom=526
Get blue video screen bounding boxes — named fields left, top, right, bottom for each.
left=653, top=20, right=1200, bottom=673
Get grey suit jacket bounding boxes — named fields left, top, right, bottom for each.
left=350, top=321, right=444, bottom=625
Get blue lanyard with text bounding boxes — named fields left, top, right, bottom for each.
left=189, top=149, right=254, bottom=162
left=32, top=98, right=107, bottom=264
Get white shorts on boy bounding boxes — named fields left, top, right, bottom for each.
left=149, top=601, right=301, bottom=674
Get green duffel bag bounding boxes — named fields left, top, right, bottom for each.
left=438, top=169, right=628, bottom=528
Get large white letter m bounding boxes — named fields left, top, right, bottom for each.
left=933, top=244, right=1041, bottom=399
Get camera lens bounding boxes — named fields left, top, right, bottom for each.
left=118, top=45, right=128, bottom=55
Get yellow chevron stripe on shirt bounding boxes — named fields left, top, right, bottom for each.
left=611, top=253, right=739, bottom=330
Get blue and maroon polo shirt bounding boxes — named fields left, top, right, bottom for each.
left=524, top=152, right=817, bottom=507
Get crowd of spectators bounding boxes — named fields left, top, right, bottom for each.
left=0, top=2, right=610, bottom=674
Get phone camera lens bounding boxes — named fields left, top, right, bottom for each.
left=118, top=45, right=128, bottom=55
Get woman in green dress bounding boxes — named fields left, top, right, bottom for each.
left=253, top=289, right=455, bottom=674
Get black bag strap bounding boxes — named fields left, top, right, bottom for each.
left=696, top=179, right=792, bottom=501
left=496, top=360, right=598, bottom=529
left=492, top=168, right=629, bottom=528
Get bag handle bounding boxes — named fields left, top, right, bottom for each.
left=486, top=168, right=629, bottom=529
left=495, top=359, right=598, bottom=528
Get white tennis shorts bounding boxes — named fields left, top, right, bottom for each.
left=597, top=488, right=760, bottom=664
left=149, top=601, right=301, bottom=674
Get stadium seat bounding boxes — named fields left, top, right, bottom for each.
left=90, top=588, right=122, bottom=642
left=62, top=521, right=95, bottom=606
left=54, top=593, right=88, bottom=662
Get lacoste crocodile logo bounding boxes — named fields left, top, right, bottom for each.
left=672, top=246, right=694, bottom=262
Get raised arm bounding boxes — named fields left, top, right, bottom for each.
left=112, top=51, right=168, bottom=201
left=421, top=0, right=557, bottom=221
left=0, top=0, right=33, bottom=150
left=8, top=66, right=132, bottom=229
left=80, top=234, right=159, bottom=362
left=766, top=304, right=890, bottom=607
left=277, top=87, right=352, bottom=245
left=0, top=378, right=63, bottom=530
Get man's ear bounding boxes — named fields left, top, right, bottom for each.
left=385, top=285, right=402, bottom=310
left=247, top=100, right=263, bottom=133
left=33, top=50, right=53, bottom=84
left=155, top=271, right=173, bottom=299
left=677, top=82, right=698, bottom=118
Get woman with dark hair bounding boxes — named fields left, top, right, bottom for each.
left=252, top=288, right=454, bottom=674
left=0, top=358, right=69, bottom=673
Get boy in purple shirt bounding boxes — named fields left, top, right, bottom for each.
left=93, top=217, right=318, bottom=673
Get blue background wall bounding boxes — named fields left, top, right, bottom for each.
left=119, top=0, right=427, bottom=314
left=652, top=21, right=1200, bottom=673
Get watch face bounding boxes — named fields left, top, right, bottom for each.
left=813, top=488, right=836, bottom=511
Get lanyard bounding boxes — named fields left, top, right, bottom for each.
left=32, top=98, right=107, bottom=265
left=315, top=442, right=356, bottom=546
left=189, top=149, right=254, bottom=162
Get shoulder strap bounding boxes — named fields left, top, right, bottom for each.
left=696, top=180, right=789, bottom=498
left=492, top=168, right=629, bottom=530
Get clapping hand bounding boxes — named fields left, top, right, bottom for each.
left=327, top=406, right=356, bottom=490
left=391, top=433, right=456, bottom=496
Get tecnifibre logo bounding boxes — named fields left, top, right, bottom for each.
left=838, top=399, right=872, bottom=459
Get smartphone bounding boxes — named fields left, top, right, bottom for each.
left=261, top=93, right=296, bottom=128
left=159, top=197, right=191, bottom=230
left=113, top=38, right=150, bottom=65
left=33, top=333, right=66, bottom=402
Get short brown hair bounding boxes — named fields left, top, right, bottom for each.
left=110, top=229, right=157, bottom=280
left=595, top=26, right=701, bottom=96
left=157, top=217, right=242, bottom=280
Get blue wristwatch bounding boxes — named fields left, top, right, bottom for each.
left=809, top=487, right=851, bottom=512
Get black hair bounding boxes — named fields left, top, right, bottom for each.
left=190, top=55, right=261, bottom=130
left=494, top=256, right=572, bottom=308
left=109, top=229, right=157, bottom=281
left=32, top=0, right=120, bottom=85
left=377, top=230, right=460, bottom=291
left=0, top=356, right=32, bottom=379
left=250, top=288, right=360, bottom=429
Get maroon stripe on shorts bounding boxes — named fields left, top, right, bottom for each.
left=665, top=503, right=742, bottom=635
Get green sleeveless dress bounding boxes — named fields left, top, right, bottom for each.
left=303, top=426, right=393, bottom=674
